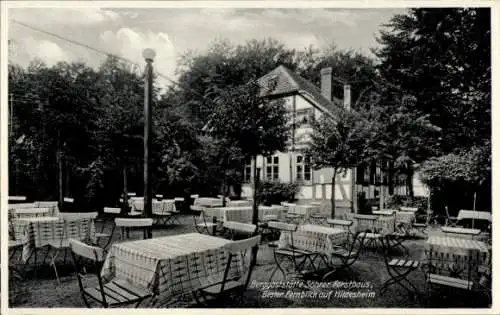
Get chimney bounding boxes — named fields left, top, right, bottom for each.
left=343, top=84, right=351, bottom=111
left=320, top=67, right=332, bottom=101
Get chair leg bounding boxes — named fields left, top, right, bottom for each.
left=135, top=298, right=144, bottom=308
left=50, top=249, right=61, bottom=284
left=82, top=293, right=92, bottom=308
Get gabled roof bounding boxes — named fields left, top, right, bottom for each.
left=257, top=65, right=343, bottom=115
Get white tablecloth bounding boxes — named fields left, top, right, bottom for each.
left=228, top=200, right=253, bottom=207
left=193, top=197, right=223, bottom=208
left=287, top=204, right=320, bottom=220
left=457, top=210, right=491, bottom=222
left=204, top=206, right=285, bottom=223
left=101, top=233, right=243, bottom=298
left=424, top=236, right=490, bottom=279
left=20, top=217, right=96, bottom=262
left=279, top=224, right=348, bottom=261
left=132, top=200, right=176, bottom=214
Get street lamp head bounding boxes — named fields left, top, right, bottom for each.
left=142, top=48, right=156, bottom=62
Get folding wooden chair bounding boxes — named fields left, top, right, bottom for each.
left=95, top=207, right=120, bottom=250
left=46, top=218, right=94, bottom=283
left=152, top=201, right=172, bottom=226
left=353, top=214, right=383, bottom=252
left=423, top=251, right=475, bottom=306
left=445, top=206, right=458, bottom=227
left=222, top=221, right=257, bottom=240
left=267, top=222, right=319, bottom=281
left=258, top=214, right=280, bottom=244
left=193, top=210, right=218, bottom=235
left=192, top=235, right=261, bottom=306
left=69, top=239, right=151, bottom=308
left=412, top=208, right=433, bottom=237
left=9, top=237, right=25, bottom=279
left=114, top=218, right=153, bottom=240
left=322, top=232, right=367, bottom=281
left=327, top=219, right=354, bottom=239
left=379, top=235, right=421, bottom=298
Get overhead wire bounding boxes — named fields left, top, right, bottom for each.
left=11, top=19, right=208, bottom=101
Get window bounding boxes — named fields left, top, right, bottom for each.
left=243, top=159, right=252, bottom=183
left=296, top=155, right=311, bottom=181
left=295, top=108, right=314, bottom=127
left=266, top=156, right=279, bottom=180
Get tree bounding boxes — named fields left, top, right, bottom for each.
left=174, top=38, right=297, bottom=127
left=93, top=56, right=145, bottom=213
left=374, top=8, right=490, bottom=205
left=375, top=8, right=490, bottom=154
left=306, top=109, right=375, bottom=218
left=208, top=80, right=290, bottom=268
left=419, top=140, right=491, bottom=214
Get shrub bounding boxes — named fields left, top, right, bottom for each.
left=257, top=181, right=298, bottom=206
left=385, top=195, right=428, bottom=211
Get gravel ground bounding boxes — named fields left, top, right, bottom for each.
left=8, top=213, right=491, bottom=308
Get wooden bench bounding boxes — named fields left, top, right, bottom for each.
left=428, top=273, right=473, bottom=290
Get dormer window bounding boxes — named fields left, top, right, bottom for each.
left=268, top=75, right=279, bottom=90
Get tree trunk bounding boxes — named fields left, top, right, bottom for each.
left=250, top=155, right=259, bottom=270
left=65, top=159, right=70, bottom=199
left=57, top=130, right=64, bottom=211
left=406, top=166, right=414, bottom=198
left=122, top=164, right=128, bottom=215
left=331, top=169, right=337, bottom=219
left=222, top=171, right=227, bottom=207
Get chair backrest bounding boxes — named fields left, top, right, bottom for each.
left=267, top=221, right=297, bottom=232
left=346, top=232, right=367, bottom=263
left=115, top=218, right=153, bottom=227
left=223, top=221, right=257, bottom=235
left=69, top=238, right=105, bottom=262
left=400, top=206, right=418, bottom=212
left=9, top=195, right=27, bottom=201
left=103, top=207, right=121, bottom=214
left=225, top=235, right=261, bottom=254
left=9, top=202, right=37, bottom=209
left=69, top=239, right=109, bottom=306
left=218, top=235, right=261, bottom=292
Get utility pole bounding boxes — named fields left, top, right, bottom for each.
left=142, top=48, right=156, bottom=239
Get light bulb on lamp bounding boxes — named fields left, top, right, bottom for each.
left=142, top=48, right=156, bottom=62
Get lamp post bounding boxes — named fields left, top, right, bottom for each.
left=143, top=48, right=155, bottom=238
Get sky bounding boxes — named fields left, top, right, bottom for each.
left=8, top=7, right=405, bottom=86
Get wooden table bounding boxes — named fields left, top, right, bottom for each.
left=441, top=226, right=481, bottom=238
left=101, top=233, right=242, bottom=299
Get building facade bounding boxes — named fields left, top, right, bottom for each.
left=240, top=65, right=427, bottom=211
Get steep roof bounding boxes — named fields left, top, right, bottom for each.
left=257, top=65, right=343, bottom=115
